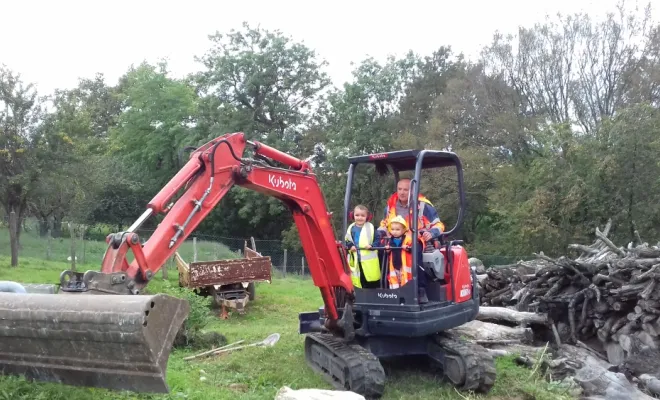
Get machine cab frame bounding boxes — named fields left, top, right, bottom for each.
left=342, top=149, right=467, bottom=307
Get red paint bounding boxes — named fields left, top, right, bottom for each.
left=99, top=132, right=349, bottom=324
left=441, top=246, right=473, bottom=303
left=147, top=156, right=203, bottom=214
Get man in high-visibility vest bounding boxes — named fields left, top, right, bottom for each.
left=344, top=204, right=382, bottom=288
left=376, top=178, right=445, bottom=303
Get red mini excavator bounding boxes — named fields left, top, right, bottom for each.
left=0, top=132, right=495, bottom=397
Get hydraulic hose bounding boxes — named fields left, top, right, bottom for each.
left=0, top=281, right=27, bottom=293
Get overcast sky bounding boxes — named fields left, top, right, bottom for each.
left=2, top=0, right=657, bottom=95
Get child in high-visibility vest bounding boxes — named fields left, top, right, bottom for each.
left=384, top=216, right=428, bottom=302
left=344, top=205, right=381, bottom=288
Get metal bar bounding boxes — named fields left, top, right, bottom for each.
left=128, top=208, right=153, bottom=233
left=343, top=163, right=355, bottom=242
left=411, top=151, right=425, bottom=297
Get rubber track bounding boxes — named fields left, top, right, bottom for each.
left=304, top=333, right=386, bottom=398
left=433, top=334, right=497, bottom=393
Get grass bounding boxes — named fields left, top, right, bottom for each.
left=0, top=231, right=578, bottom=399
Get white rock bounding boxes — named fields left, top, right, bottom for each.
left=274, top=386, right=365, bottom=400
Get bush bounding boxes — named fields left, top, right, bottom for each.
left=155, top=280, right=226, bottom=349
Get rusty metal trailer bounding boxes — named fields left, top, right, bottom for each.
left=175, top=239, right=272, bottom=317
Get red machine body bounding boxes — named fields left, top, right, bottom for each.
left=48, top=131, right=494, bottom=398
left=441, top=246, right=473, bottom=303
left=97, top=132, right=352, bottom=326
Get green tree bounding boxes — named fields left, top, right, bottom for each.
left=193, top=22, right=331, bottom=240
left=0, top=66, right=74, bottom=263
left=109, top=61, right=199, bottom=196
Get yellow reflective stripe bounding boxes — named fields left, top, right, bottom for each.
left=357, top=223, right=375, bottom=251
left=345, top=222, right=354, bottom=243
left=360, top=252, right=378, bottom=260
left=364, top=223, right=373, bottom=243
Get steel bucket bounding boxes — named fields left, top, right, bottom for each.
left=0, top=292, right=190, bottom=393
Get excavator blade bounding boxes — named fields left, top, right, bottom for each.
left=0, top=292, right=190, bottom=393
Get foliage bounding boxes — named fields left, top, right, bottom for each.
left=3, top=1, right=660, bottom=266
left=154, top=279, right=214, bottom=344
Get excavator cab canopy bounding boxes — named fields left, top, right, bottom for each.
left=343, top=149, right=466, bottom=238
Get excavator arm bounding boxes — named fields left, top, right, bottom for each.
left=62, top=131, right=354, bottom=326
left=0, top=132, right=355, bottom=395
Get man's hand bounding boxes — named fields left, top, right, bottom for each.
left=349, top=245, right=356, bottom=252
left=365, top=244, right=372, bottom=249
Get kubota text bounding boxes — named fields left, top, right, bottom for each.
left=268, top=174, right=297, bottom=191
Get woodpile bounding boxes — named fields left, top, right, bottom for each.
left=469, top=219, right=660, bottom=399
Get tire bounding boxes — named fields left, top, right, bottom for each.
left=247, top=282, right=256, bottom=301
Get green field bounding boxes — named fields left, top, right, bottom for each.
left=0, top=231, right=576, bottom=400
left=0, top=224, right=238, bottom=266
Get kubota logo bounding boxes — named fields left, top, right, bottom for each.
left=268, top=174, right=297, bottom=191
left=378, top=292, right=397, bottom=299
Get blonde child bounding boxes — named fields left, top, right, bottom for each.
left=384, top=216, right=428, bottom=302
left=344, top=205, right=381, bottom=288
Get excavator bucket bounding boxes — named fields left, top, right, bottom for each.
left=0, top=292, right=190, bottom=393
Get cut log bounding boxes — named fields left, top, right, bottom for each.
left=605, top=342, right=625, bottom=365
left=638, top=374, right=660, bottom=397
left=448, top=320, right=533, bottom=343
left=559, top=344, right=656, bottom=399
left=475, top=220, right=660, bottom=391
left=477, top=306, right=548, bottom=325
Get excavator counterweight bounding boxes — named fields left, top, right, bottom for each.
left=0, top=292, right=189, bottom=392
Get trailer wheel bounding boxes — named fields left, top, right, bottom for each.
left=247, top=282, right=256, bottom=301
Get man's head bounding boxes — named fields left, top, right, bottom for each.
left=396, top=178, right=411, bottom=205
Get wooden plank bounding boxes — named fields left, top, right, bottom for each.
left=174, top=252, right=191, bottom=287
left=244, top=247, right=261, bottom=259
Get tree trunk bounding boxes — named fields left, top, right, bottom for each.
left=39, top=217, right=50, bottom=237
left=52, top=216, right=63, bottom=238
left=68, top=223, right=76, bottom=272
left=9, top=211, right=18, bottom=267
left=15, top=214, right=23, bottom=250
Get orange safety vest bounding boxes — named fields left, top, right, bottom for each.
left=387, top=232, right=425, bottom=289
left=380, top=193, right=445, bottom=234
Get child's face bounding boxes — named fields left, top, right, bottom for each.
left=389, top=222, right=404, bottom=237
left=353, top=208, right=368, bottom=226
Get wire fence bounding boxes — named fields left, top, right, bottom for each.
left=1, top=217, right=534, bottom=278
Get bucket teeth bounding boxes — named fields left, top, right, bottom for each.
left=0, top=292, right=190, bottom=393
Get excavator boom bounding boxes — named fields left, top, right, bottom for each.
left=0, top=132, right=355, bottom=393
